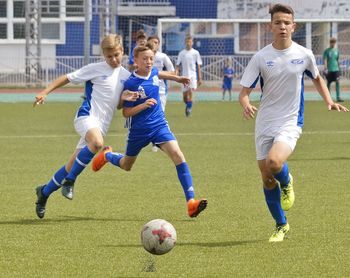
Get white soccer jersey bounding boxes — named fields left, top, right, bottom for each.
left=67, top=61, right=130, bottom=130
left=154, top=51, right=175, bottom=95
left=240, top=42, right=319, bottom=128
left=176, top=48, right=202, bottom=79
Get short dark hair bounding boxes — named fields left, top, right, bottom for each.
left=269, top=4, right=294, bottom=20
left=330, top=37, right=337, bottom=43
left=136, top=29, right=147, bottom=40
left=147, top=35, right=160, bottom=43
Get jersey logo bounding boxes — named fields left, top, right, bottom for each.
left=138, top=86, right=147, bottom=99
left=290, top=59, right=304, bottom=65
left=152, top=75, right=160, bottom=86
left=266, top=61, right=274, bottom=67
left=101, top=75, right=108, bottom=80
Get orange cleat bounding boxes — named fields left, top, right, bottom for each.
left=187, top=198, right=208, bottom=218
left=92, top=146, right=112, bottom=172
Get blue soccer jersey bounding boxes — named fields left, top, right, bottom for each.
left=223, top=66, right=234, bottom=90
left=123, top=67, right=167, bottom=132
left=123, top=67, right=176, bottom=156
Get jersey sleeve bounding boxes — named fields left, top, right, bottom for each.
left=196, top=51, right=203, bottom=65
left=122, top=80, right=135, bottom=108
left=305, top=51, right=320, bottom=79
left=163, top=55, right=175, bottom=72
left=67, top=64, right=96, bottom=84
left=176, top=52, right=182, bottom=66
left=240, top=54, right=261, bottom=88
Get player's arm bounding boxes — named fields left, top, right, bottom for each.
left=197, top=64, right=202, bottom=86
left=117, top=90, right=139, bottom=110
left=312, top=75, right=348, bottom=112
left=239, top=86, right=258, bottom=119
left=159, top=71, right=190, bottom=86
left=175, top=65, right=180, bottom=76
left=33, top=75, right=70, bottom=107
left=122, top=98, right=157, bottom=118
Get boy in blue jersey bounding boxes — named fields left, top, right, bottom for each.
left=128, top=29, right=147, bottom=72
left=222, top=59, right=235, bottom=101
left=92, top=44, right=208, bottom=218
left=239, top=4, right=348, bottom=242
left=33, top=35, right=138, bottom=219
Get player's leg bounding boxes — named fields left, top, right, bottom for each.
left=222, top=88, right=226, bottom=100
left=258, top=160, right=289, bottom=242
left=61, top=127, right=104, bottom=200
left=159, top=140, right=207, bottom=217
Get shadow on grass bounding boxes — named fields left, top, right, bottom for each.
left=0, top=215, right=145, bottom=225
left=100, top=239, right=263, bottom=249
left=289, top=156, right=350, bottom=161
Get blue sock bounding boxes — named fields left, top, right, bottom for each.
left=186, top=101, right=193, bottom=109
left=274, top=163, right=290, bottom=188
left=42, top=166, right=68, bottom=197
left=264, top=185, right=286, bottom=226
left=176, top=162, right=195, bottom=201
left=66, top=146, right=95, bottom=181
left=106, top=152, right=124, bottom=167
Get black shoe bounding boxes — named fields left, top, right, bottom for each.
left=337, top=98, right=344, bottom=102
left=35, top=185, right=48, bottom=219
left=185, top=107, right=192, bottom=117
left=61, top=178, right=75, bottom=200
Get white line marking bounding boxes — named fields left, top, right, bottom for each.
left=0, top=130, right=350, bottom=139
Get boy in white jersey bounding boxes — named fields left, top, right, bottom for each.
left=92, top=45, right=208, bottom=218
left=147, top=35, right=175, bottom=111
left=147, top=36, right=175, bottom=152
left=176, top=35, right=202, bottom=117
left=34, top=34, right=138, bottom=219
left=239, top=4, right=348, bottom=242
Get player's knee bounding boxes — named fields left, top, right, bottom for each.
left=123, top=164, right=133, bottom=171
left=88, top=140, right=104, bottom=153
left=266, top=157, right=283, bottom=173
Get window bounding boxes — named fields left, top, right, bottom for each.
left=66, top=0, right=84, bottom=17
left=13, top=23, right=25, bottom=39
left=0, top=23, right=7, bottom=38
left=42, top=23, right=60, bottom=39
left=13, top=0, right=25, bottom=18
left=41, top=0, right=60, bottom=18
left=0, top=1, right=7, bottom=17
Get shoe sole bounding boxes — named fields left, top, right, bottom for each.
left=189, top=199, right=208, bottom=218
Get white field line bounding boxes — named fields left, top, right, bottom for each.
left=0, top=130, right=350, bottom=139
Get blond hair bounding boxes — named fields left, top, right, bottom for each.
left=100, top=34, right=123, bottom=52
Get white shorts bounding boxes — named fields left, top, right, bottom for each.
left=182, top=76, right=197, bottom=92
left=255, top=124, right=302, bottom=160
left=74, top=116, right=107, bottom=149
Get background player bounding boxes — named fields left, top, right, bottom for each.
left=34, top=34, right=138, bottom=219
left=175, top=35, right=203, bottom=117
left=128, top=29, right=147, bottom=72
left=222, top=58, right=235, bottom=101
left=323, top=37, right=343, bottom=102
left=239, top=4, right=348, bottom=242
left=147, top=35, right=175, bottom=152
left=92, top=45, right=208, bottom=218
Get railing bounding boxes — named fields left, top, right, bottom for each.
left=0, top=55, right=349, bottom=87
left=119, top=0, right=171, bottom=5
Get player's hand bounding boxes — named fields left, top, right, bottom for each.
left=144, top=98, right=157, bottom=108
left=33, top=94, right=46, bottom=107
left=197, top=79, right=202, bottom=87
left=243, top=104, right=258, bottom=119
left=121, top=90, right=139, bottom=102
left=179, top=76, right=190, bottom=86
left=328, top=102, right=349, bottom=112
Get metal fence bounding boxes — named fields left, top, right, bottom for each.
left=0, top=55, right=349, bottom=87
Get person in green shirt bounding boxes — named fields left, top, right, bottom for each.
left=323, top=37, right=343, bottom=102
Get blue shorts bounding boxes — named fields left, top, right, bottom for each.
left=125, top=125, right=176, bottom=156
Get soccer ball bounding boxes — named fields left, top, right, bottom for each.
left=141, top=219, right=177, bottom=255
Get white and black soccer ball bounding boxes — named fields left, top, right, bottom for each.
left=141, top=219, right=177, bottom=255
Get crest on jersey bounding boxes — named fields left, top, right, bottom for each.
left=290, top=59, right=304, bottom=65
left=266, top=61, right=274, bottom=67
left=138, top=86, right=147, bottom=99
left=152, top=75, right=160, bottom=86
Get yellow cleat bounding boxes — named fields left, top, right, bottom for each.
left=269, top=223, right=290, bottom=242
left=281, top=173, right=294, bottom=211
